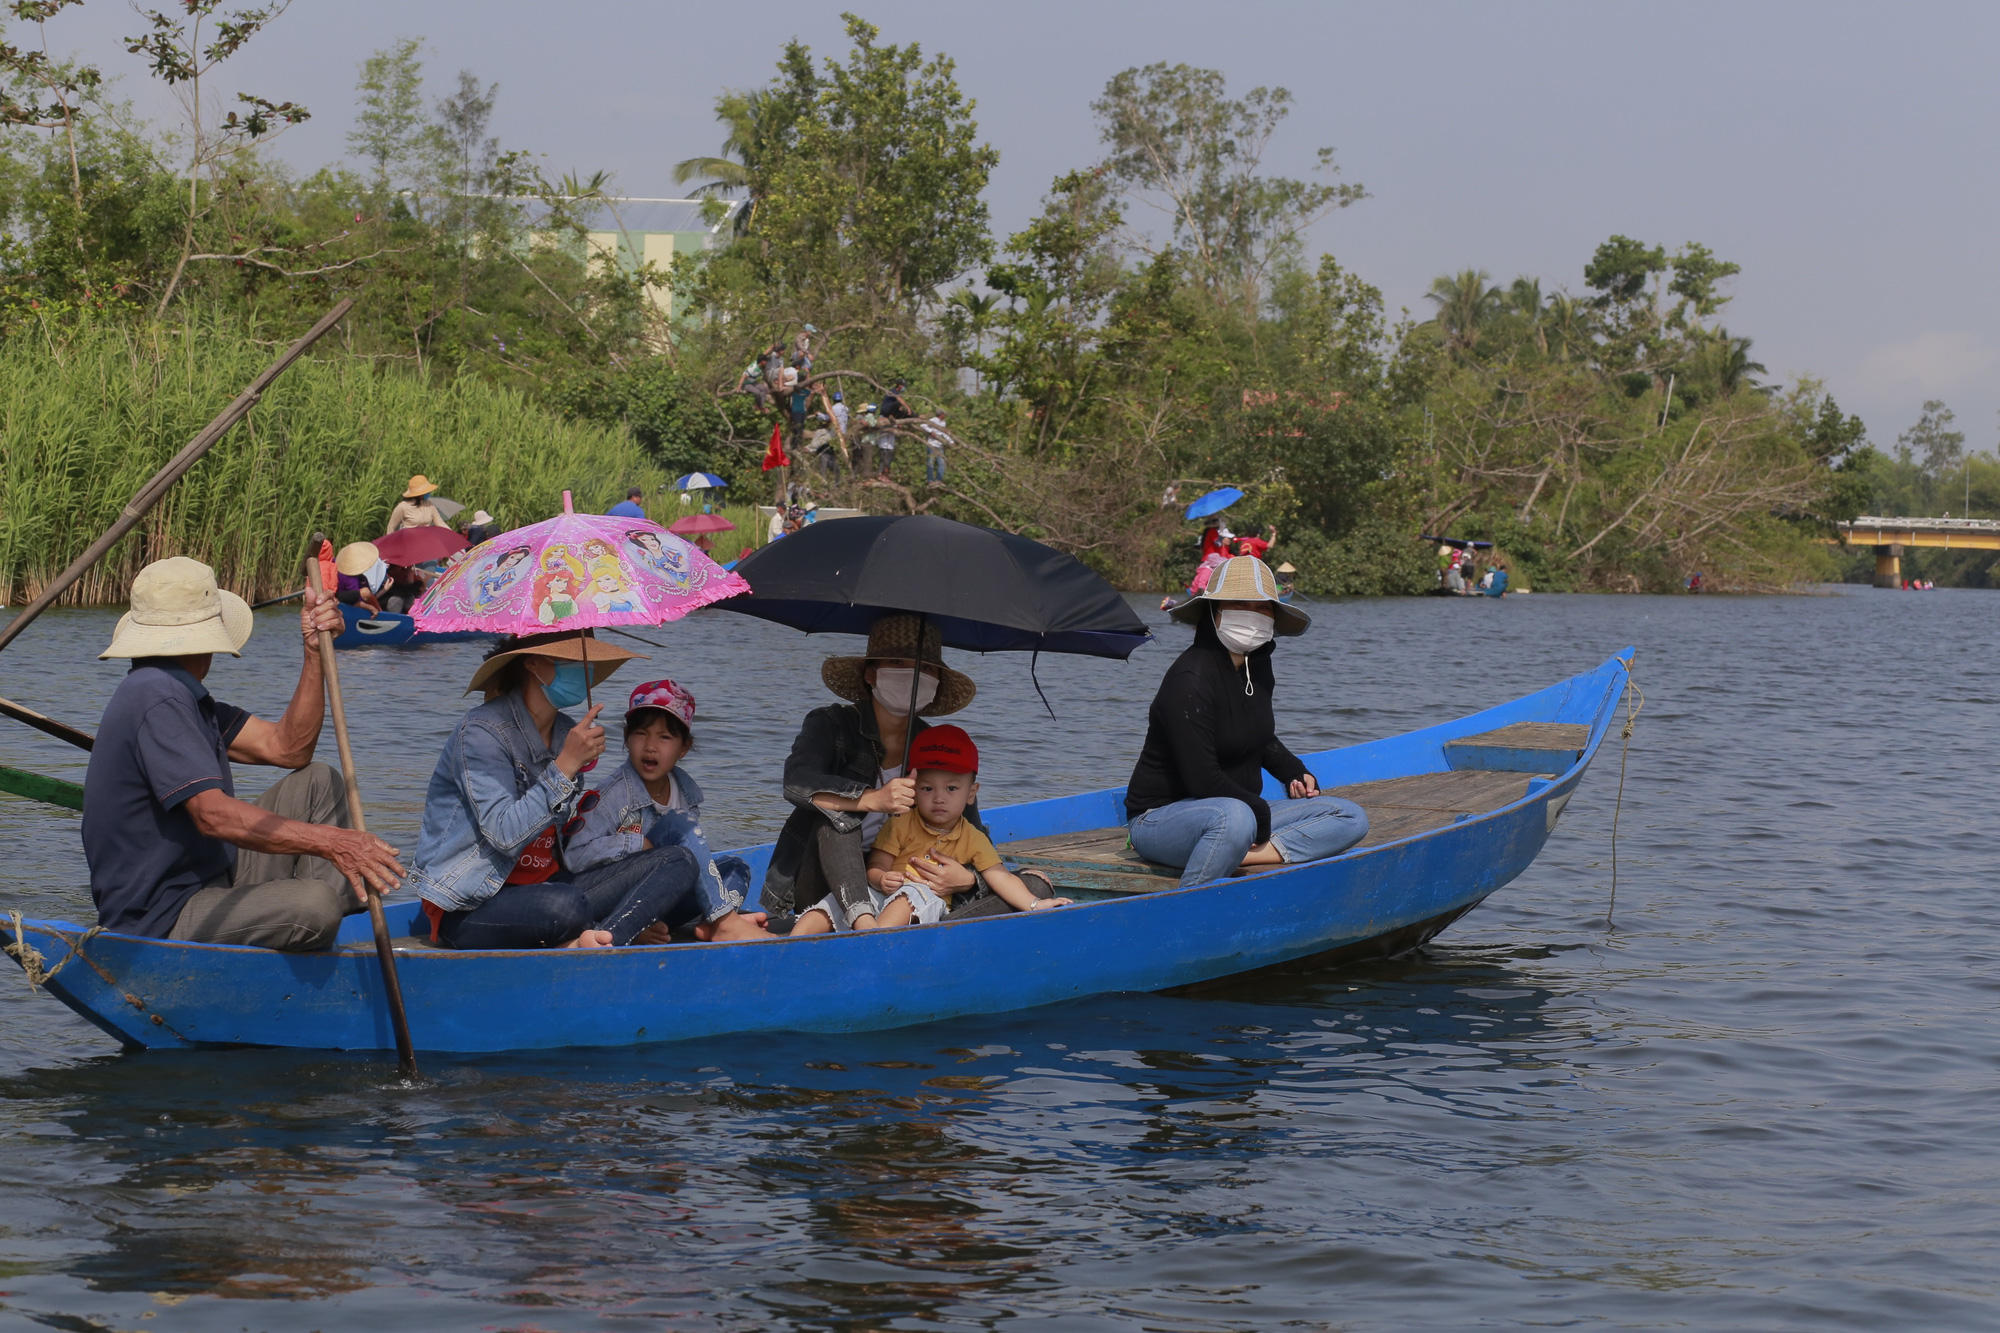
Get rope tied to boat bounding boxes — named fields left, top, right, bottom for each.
left=1607, top=654, right=1645, bottom=928
left=2, top=910, right=100, bottom=991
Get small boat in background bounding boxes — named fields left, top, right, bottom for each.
left=331, top=602, right=490, bottom=650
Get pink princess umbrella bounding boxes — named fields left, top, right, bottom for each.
left=412, top=490, right=749, bottom=697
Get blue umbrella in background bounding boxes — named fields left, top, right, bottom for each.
left=674, top=472, right=729, bottom=491
left=1184, top=487, right=1243, bottom=520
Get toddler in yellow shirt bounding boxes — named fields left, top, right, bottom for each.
left=866, top=725, right=1072, bottom=928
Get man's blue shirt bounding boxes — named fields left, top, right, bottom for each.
left=82, top=662, right=249, bottom=936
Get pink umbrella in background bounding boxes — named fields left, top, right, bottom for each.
left=666, top=513, right=736, bottom=537
left=412, top=491, right=749, bottom=648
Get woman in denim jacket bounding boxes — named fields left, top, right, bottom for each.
left=564, top=679, right=771, bottom=942
left=408, top=631, right=703, bottom=949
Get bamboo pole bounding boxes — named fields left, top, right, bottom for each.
left=305, top=536, right=419, bottom=1077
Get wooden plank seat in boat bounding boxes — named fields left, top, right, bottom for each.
left=999, top=769, right=1546, bottom=894
left=1442, top=721, right=1591, bottom=773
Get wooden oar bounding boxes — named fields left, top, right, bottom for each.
left=0, top=298, right=356, bottom=753
left=0, top=695, right=94, bottom=751
left=304, top=536, right=419, bottom=1078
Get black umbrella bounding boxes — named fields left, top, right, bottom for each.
left=1420, top=534, right=1494, bottom=550
left=720, top=515, right=1151, bottom=761
left=721, top=515, right=1151, bottom=659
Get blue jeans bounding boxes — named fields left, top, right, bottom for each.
left=1128, top=794, right=1369, bottom=888
left=926, top=452, right=945, bottom=483
left=438, top=845, right=701, bottom=949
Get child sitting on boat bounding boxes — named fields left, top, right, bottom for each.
left=794, top=725, right=1071, bottom=932
left=562, top=679, right=772, bottom=942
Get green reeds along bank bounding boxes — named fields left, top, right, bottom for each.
left=0, top=316, right=664, bottom=605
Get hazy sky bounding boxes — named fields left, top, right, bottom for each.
left=23, top=1, right=2000, bottom=451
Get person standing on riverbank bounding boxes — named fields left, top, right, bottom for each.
left=607, top=487, right=647, bottom=520
left=82, top=557, right=405, bottom=949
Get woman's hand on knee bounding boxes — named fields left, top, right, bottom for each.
left=1288, top=774, right=1321, bottom=799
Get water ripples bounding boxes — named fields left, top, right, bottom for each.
left=2, top=588, right=1997, bottom=1329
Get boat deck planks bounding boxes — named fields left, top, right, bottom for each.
left=1443, top=721, right=1592, bottom=773
left=1000, top=769, right=1545, bottom=892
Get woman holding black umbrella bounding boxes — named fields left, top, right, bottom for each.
left=1125, top=556, right=1369, bottom=887
left=761, top=615, right=975, bottom=930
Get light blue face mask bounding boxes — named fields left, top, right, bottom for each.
left=539, top=663, right=590, bottom=709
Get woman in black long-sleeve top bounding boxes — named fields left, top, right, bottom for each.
left=1126, top=557, right=1368, bottom=886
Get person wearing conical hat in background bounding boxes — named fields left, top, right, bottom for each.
left=333, top=541, right=385, bottom=612
left=80, top=557, right=403, bottom=950
left=1124, top=555, right=1370, bottom=889
left=386, top=474, right=453, bottom=533
left=406, top=630, right=717, bottom=951
left=759, top=613, right=1057, bottom=932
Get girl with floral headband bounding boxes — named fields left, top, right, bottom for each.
left=565, top=678, right=773, bottom=942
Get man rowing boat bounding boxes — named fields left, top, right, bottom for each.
left=81, top=558, right=405, bottom=949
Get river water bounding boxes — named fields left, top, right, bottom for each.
left=0, top=588, right=1993, bottom=1331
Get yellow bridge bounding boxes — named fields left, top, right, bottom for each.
left=1831, top=517, right=2000, bottom=586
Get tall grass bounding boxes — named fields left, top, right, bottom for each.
left=0, top=315, right=663, bottom=604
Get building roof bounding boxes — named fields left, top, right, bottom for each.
left=509, top=197, right=740, bottom=235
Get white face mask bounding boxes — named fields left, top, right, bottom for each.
left=1214, top=608, right=1276, bottom=655
left=873, top=666, right=940, bottom=713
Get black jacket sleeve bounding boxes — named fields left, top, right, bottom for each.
left=1261, top=736, right=1309, bottom=790
left=780, top=706, right=871, bottom=834
left=1159, top=666, right=1273, bottom=843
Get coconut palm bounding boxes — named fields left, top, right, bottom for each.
left=672, top=89, right=779, bottom=235
left=1426, top=268, right=1504, bottom=358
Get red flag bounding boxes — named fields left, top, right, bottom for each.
left=760, top=420, right=791, bottom=472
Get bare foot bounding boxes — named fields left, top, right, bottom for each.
left=632, top=921, right=675, bottom=946
left=561, top=929, right=615, bottom=948
left=695, top=910, right=775, bottom=942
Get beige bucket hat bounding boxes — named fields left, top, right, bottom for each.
left=1169, top=555, right=1311, bottom=635
left=465, top=629, right=644, bottom=696
left=403, top=474, right=439, bottom=498
left=821, top=613, right=976, bottom=716
left=335, top=541, right=381, bottom=577
left=100, top=557, right=254, bottom=660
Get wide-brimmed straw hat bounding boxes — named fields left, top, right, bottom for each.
left=100, top=556, right=253, bottom=660
left=1169, top=555, right=1310, bottom=635
left=465, top=630, right=644, bottom=696
left=403, top=474, right=439, bottom=499
left=821, top=613, right=975, bottom=716
left=335, top=541, right=381, bottom=577
left=470, top=510, right=493, bottom=526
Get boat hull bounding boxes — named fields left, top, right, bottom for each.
left=331, top=603, right=489, bottom=650
left=4, top=652, right=1630, bottom=1052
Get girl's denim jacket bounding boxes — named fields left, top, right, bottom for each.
left=408, top=691, right=582, bottom=912
left=564, top=760, right=745, bottom=915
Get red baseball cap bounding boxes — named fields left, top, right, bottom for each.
left=908, top=724, right=978, bottom=774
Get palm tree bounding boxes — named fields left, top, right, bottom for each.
left=1686, top=326, right=1768, bottom=395
left=945, top=287, right=1002, bottom=390
left=1543, top=292, right=1588, bottom=361
left=1507, top=276, right=1546, bottom=354
left=673, top=89, right=775, bottom=236
left=1425, top=269, right=1503, bottom=358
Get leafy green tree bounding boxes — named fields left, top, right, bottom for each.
left=347, top=36, right=429, bottom=192
left=1092, top=62, right=1363, bottom=318
left=744, top=15, right=997, bottom=315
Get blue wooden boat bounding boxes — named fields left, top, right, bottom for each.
left=2, top=651, right=1632, bottom=1053
left=331, top=602, right=491, bottom=650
